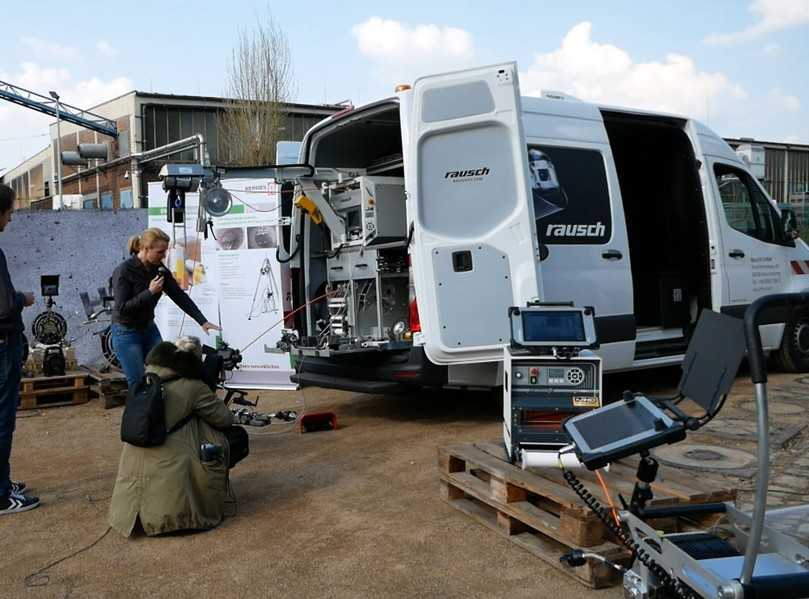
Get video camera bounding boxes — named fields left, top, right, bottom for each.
left=200, top=342, right=255, bottom=407
left=202, top=342, right=243, bottom=381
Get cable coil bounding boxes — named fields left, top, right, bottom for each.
left=561, top=468, right=698, bottom=599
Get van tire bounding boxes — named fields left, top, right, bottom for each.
left=773, top=311, right=809, bottom=372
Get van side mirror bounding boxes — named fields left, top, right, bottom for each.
left=781, top=209, right=799, bottom=241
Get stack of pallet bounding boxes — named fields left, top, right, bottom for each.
left=82, top=366, right=128, bottom=409
left=19, top=371, right=89, bottom=410
left=438, top=441, right=736, bottom=589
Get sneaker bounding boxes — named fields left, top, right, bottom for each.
left=10, top=481, right=26, bottom=496
left=0, top=493, right=40, bottom=515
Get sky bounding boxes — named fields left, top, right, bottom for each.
left=1, top=0, right=808, bottom=174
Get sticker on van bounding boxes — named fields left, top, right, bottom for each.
left=529, top=145, right=612, bottom=245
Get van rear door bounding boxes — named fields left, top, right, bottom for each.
left=405, top=63, right=541, bottom=364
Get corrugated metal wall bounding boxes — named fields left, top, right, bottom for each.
left=789, top=149, right=809, bottom=198
left=764, top=147, right=786, bottom=202
left=761, top=147, right=809, bottom=204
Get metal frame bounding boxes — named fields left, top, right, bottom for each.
left=0, top=80, right=117, bottom=137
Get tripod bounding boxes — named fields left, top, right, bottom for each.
left=247, top=257, right=280, bottom=320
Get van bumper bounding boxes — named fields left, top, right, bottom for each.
left=290, top=346, right=447, bottom=393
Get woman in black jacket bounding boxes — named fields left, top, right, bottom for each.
left=111, top=227, right=220, bottom=390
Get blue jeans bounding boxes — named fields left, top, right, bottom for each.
left=0, top=333, right=24, bottom=498
left=111, top=322, right=163, bottom=391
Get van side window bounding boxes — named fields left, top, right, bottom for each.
left=529, top=145, right=612, bottom=245
left=715, top=163, right=782, bottom=244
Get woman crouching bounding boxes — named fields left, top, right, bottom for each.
left=109, top=336, right=234, bottom=536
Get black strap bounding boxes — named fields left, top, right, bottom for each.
left=167, top=411, right=195, bottom=435
left=160, top=374, right=193, bottom=435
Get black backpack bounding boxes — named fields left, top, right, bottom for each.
left=120, top=373, right=193, bottom=447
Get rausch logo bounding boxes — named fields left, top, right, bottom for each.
left=444, top=167, right=490, bottom=182
left=546, top=222, right=606, bottom=238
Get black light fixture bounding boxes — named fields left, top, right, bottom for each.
left=202, top=185, right=232, bottom=217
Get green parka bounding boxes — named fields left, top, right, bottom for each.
left=108, top=342, right=234, bottom=536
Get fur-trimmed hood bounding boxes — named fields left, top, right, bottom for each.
left=145, top=342, right=204, bottom=380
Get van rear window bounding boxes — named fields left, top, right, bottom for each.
left=528, top=146, right=612, bottom=245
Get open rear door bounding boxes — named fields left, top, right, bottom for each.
left=405, top=63, right=541, bottom=364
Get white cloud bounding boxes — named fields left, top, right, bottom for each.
left=20, top=36, right=80, bottom=62
left=705, top=0, right=809, bottom=45
left=521, top=22, right=746, bottom=120
left=352, top=17, right=475, bottom=86
left=783, top=134, right=803, bottom=143
left=762, top=42, right=782, bottom=55
left=96, top=40, right=117, bottom=58
left=768, top=88, right=801, bottom=112
left=0, top=62, right=132, bottom=172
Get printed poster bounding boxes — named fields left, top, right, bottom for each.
left=147, top=178, right=294, bottom=389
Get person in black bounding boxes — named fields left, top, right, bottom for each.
left=111, top=227, right=221, bottom=391
left=0, top=184, right=40, bottom=516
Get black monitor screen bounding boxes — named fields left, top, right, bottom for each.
left=572, top=402, right=661, bottom=449
left=521, top=310, right=585, bottom=343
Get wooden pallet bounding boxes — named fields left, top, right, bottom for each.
left=19, top=370, right=90, bottom=410
left=81, top=366, right=128, bottom=408
left=438, top=442, right=737, bottom=589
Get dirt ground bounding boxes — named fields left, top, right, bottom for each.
left=2, top=367, right=807, bottom=599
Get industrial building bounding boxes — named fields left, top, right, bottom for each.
left=1, top=90, right=341, bottom=209
left=725, top=138, right=809, bottom=209
left=2, top=94, right=807, bottom=216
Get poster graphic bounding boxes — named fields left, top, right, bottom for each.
left=147, top=178, right=294, bottom=389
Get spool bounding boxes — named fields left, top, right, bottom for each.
left=520, top=449, right=589, bottom=470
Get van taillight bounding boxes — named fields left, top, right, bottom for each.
left=409, top=299, right=421, bottom=333
left=407, top=252, right=420, bottom=332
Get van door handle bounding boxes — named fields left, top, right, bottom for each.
left=729, top=249, right=745, bottom=259
left=601, top=250, right=623, bottom=260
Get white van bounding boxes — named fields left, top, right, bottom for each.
left=273, top=62, right=809, bottom=392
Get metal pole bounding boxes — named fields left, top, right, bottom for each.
left=55, top=99, right=63, bottom=208
left=740, top=381, right=770, bottom=584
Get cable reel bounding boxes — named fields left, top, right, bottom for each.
left=32, top=311, right=68, bottom=345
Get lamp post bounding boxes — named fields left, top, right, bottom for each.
left=49, top=90, right=63, bottom=209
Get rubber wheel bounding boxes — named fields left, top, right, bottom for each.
left=773, top=310, right=809, bottom=372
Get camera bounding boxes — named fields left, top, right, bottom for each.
left=158, top=163, right=209, bottom=193
left=199, top=442, right=224, bottom=464
left=216, top=343, right=243, bottom=371
left=159, top=164, right=212, bottom=224
left=201, top=342, right=243, bottom=389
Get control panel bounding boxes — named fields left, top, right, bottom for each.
left=512, top=364, right=589, bottom=388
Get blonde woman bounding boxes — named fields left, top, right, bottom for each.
left=111, top=228, right=221, bottom=390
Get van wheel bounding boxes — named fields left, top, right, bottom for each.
left=773, top=311, right=809, bottom=372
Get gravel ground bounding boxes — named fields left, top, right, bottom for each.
left=1, top=367, right=806, bottom=599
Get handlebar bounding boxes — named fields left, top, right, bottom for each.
left=89, top=307, right=112, bottom=320
left=741, top=292, right=809, bottom=585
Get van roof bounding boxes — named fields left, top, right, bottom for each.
left=304, top=92, right=741, bottom=167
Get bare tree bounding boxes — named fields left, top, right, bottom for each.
left=219, top=14, right=296, bottom=166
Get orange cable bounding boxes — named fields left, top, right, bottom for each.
left=595, top=469, right=621, bottom=527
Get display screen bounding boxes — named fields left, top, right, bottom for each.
left=521, top=310, right=585, bottom=343
left=548, top=367, right=565, bottom=379
left=572, top=402, right=661, bottom=449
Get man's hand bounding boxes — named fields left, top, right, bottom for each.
left=148, top=275, right=164, bottom=295
left=22, top=292, right=35, bottom=307
left=202, top=322, right=222, bottom=334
